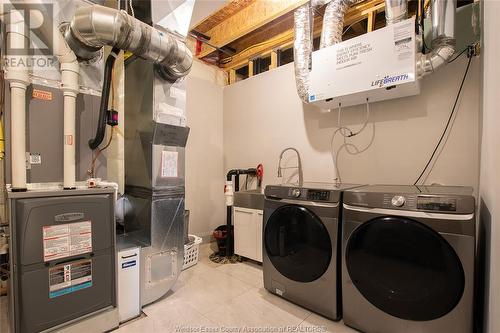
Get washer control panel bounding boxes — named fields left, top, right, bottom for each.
left=382, top=194, right=458, bottom=212
left=287, top=188, right=331, bottom=201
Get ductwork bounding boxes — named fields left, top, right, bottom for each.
left=293, top=0, right=362, bottom=103
left=417, top=0, right=456, bottom=77
left=384, top=0, right=408, bottom=25
left=320, top=0, right=364, bottom=48
left=64, top=4, right=193, bottom=82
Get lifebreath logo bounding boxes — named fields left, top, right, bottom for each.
left=2, top=1, right=57, bottom=71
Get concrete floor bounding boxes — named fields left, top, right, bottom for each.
left=0, top=244, right=357, bottom=332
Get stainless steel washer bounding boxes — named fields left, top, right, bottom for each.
left=342, top=185, right=475, bottom=333
left=263, top=183, right=361, bottom=320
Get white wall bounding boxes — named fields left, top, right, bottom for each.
left=479, top=1, right=500, bottom=332
left=223, top=59, right=481, bottom=192
left=185, top=60, right=226, bottom=239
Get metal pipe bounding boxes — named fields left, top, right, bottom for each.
left=417, top=0, right=457, bottom=77
left=384, top=0, right=408, bottom=25
left=65, top=4, right=192, bottom=82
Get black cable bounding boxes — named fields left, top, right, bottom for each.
left=88, top=47, right=120, bottom=150
left=448, top=47, right=468, bottom=64
left=413, top=55, right=473, bottom=185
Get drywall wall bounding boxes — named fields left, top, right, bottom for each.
left=185, top=60, right=226, bottom=239
left=479, top=1, right=500, bottom=332
left=223, top=57, right=481, bottom=192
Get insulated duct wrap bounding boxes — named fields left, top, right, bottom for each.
left=320, top=0, right=363, bottom=48
left=65, top=4, right=192, bottom=82
left=293, top=4, right=313, bottom=103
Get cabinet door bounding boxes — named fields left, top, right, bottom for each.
left=234, top=207, right=257, bottom=259
left=255, top=211, right=263, bottom=262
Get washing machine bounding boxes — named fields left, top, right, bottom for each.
left=342, top=185, right=475, bottom=333
left=263, top=183, right=361, bottom=320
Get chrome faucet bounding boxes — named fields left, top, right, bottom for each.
left=277, top=147, right=303, bottom=187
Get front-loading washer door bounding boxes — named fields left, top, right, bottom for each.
left=265, top=204, right=332, bottom=283
left=346, top=216, right=465, bottom=321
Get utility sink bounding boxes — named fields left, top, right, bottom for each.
left=234, top=189, right=265, bottom=210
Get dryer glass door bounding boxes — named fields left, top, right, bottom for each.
left=346, top=216, right=465, bottom=321
left=265, top=205, right=332, bottom=283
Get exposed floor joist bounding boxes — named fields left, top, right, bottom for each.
left=192, top=0, right=308, bottom=59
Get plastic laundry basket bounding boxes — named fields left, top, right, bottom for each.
left=183, top=235, right=203, bottom=270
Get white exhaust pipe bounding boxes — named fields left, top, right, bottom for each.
left=4, top=8, right=30, bottom=191
left=15, top=1, right=80, bottom=190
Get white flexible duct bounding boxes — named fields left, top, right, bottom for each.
left=13, top=1, right=80, bottom=190
left=3, top=7, right=30, bottom=191
left=65, top=4, right=192, bottom=82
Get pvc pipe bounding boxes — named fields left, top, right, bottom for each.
left=14, top=1, right=80, bottom=189
left=4, top=8, right=30, bottom=191
left=10, top=85, right=27, bottom=190
left=63, top=95, right=76, bottom=189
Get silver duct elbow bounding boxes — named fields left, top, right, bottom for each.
left=384, top=0, right=408, bottom=25
left=65, top=4, right=192, bottom=82
left=417, top=0, right=457, bottom=77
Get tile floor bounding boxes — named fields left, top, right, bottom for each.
left=0, top=243, right=357, bottom=333
left=115, top=244, right=357, bottom=333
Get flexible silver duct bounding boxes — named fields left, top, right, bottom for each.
left=65, top=4, right=192, bottom=82
left=417, top=0, right=456, bottom=77
left=320, top=0, right=363, bottom=48
left=293, top=3, right=313, bottom=103
left=384, top=0, right=408, bottom=25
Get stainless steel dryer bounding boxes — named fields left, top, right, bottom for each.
left=263, top=183, right=360, bottom=320
left=342, top=185, right=475, bottom=333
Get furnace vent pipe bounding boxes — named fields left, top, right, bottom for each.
left=4, top=9, right=29, bottom=191
left=12, top=0, right=80, bottom=190
left=65, top=4, right=193, bottom=82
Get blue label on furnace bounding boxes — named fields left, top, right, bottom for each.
left=122, top=260, right=137, bottom=269
left=49, top=281, right=92, bottom=298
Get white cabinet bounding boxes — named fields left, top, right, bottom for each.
left=233, top=207, right=263, bottom=262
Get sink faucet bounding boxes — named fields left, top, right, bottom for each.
left=277, top=147, right=303, bottom=187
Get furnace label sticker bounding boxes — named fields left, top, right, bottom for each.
left=161, top=150, right=178, bottom=178
left=49, top=259, right=92, bottom=298
left=43, top=221, right=92, bottom=262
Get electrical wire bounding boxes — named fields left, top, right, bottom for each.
left=448, top=47, right=468, bottom=64
left=88, top=127, right=115, bottom=178
left=331, top=99, right=371, bottom=183
left=413, top=54, right=473, bottom=185
left=128, top=0, right=135, bottom=17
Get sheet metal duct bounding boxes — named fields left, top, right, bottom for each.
left=384, top=0, right=408, bottom=25
left=64, top=4, right=192, bottom=82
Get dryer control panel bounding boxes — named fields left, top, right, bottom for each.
left=382, top=194, right=460, bottom=212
